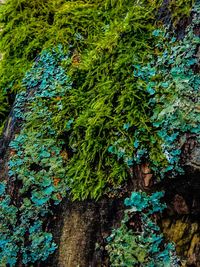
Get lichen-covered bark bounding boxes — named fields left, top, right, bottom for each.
left=1, top=113, right=199, bottom=266
left=41, top=158, right=200, bottom=267
left=45, top=139, right=200, bottom=267
left=0, top=1, right=199, bottom=266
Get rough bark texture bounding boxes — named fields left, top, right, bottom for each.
left=46, top=199, right=125, bottom=267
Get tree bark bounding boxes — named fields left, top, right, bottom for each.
left=1, top=110, right=199, bottom=266
left=0, top=4, right=199, bottom=266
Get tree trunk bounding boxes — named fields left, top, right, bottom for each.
left=1, top=110, right=199, bottom=266
left=0, top=2, right=199, bottom=266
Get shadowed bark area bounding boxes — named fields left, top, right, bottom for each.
left=47, top=199, right=124, bottom=267
left=160, top=172, right=200, bottom=267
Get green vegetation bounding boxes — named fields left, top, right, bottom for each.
left=61, top=0, right=164, bottom=199
left=0, top=0, right=195, bottom=128
left=1, top=0, right=167, bottom=199
left=106, top=191, right=179, bottom=266
left=0, top=0, right=106, bottom=127
left=0, top=47, right=68, bottom=266
left=169, top=0, right=195, bottom=24
left=0, top=0, right=106, bottom=92
left=0, top=0, right=199, bottom=265
left=56, top=0, right=199, bottom=199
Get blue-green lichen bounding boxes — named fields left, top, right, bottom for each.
left=0, top=47, right=71, bottom=266
left=0, top=0, right=199, bottom=265
left=106, top=191, right=179, bottom=267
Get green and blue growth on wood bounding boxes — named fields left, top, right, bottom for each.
left=0, top=46, right=71, bottom=265
left=106, top=191, right=179, bottom=267
left=0, top=0, right=199, bottom=265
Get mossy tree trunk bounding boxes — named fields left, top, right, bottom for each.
left=46, top=150, right=200, bottom=267
left=0, top=1, right=199, bottom=266
left=0, top=112, right=199, bottom=266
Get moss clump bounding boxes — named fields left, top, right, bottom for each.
left=0, top=0, right=107, bottom=129
left=0, top=0, right=105, bottom=92
left=54, top=0, right=165, bottom=199
left=169, top=0, right=195, bottom=25
left=0, top=0, right=197, bottom=200
left=54, top=1, right=199, bottom=199
left=0, top=0, right=195, bottom=129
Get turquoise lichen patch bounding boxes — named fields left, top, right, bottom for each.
left=106, top=191, right=179, bottom=267
left=0, top=47, right=71, bottom=266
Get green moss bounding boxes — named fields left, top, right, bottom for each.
left=0, top=0, right=107, bottom=132
left=0, top=0, right=195, bottom=133
left=1, top=0, right=197, bottom=200
left=53, top=0, right=165, bottom=199
left=169, top=0, right=195, bottom=25
left=0, top=1, right=198, bottom=199
left=53, top=1, right=199, bottom=199
left=0, top=0, right=53, bottom=91
left=0, top=0, right=199, bottom=265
